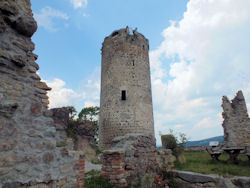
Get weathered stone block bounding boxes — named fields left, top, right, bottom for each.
left=27, top=65, right=36, bottom=73
left=30, top=102, right=42, bottom=115
left=60, top=164, right=71, bottom=173
left=172, top=170, right=216, bottom=183
left=0, top=153, right=17, bottom=167
left=0, top=50, right=9, bottom=59
left=42, top=152, right=54, bottom=164
left=11, top=14, right=37, bottom=37
left=0, top=140, right=15, bottom=151
left=11, top=55, right=27, bottom=67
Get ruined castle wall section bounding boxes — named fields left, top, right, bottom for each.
left=99, top=28, right=154, bottom=149
left=101, top=135, right=160, bottom=187
left=0, top=1, right=76, bottom=186
left=222, top=90, right=250, bottom=147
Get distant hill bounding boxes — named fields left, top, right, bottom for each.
left=185, top=136, right=224, bottom=146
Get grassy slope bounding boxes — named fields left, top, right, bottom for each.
left=174, top=152, right=250, bottom=177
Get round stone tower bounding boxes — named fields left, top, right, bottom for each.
left=99, top=27, right=154, bottom=149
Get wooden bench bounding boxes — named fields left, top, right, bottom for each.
left=223, top=147, right=244, bottom=164
left=206, top=147, right=222, bottom=162
left=206, top=142, right=222, bottom=162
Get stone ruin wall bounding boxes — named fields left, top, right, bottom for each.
left=101, top=134, right=174, bottom=188
left=99, top=27, right=154, bottom=149
left=0, top=1, right=82, bottom=187
left=51, top=107, right=98, bottom=162
left=222, top=90, right=250, bottom=147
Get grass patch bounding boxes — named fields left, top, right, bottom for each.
left=174, top=151, right=250, bottom=177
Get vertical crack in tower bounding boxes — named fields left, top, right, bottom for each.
left=99, top=27, right=155, bottom=149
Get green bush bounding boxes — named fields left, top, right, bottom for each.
left=85, top=176, right=114, bottom=188
left=161, top=134, right=177, bottom=150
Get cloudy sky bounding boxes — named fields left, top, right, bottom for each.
left=31, top=0, right=250, bottom=145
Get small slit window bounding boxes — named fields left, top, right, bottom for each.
left=132, top=60, right=135, bottom=66
left=121, top=90, right=126, bottom=100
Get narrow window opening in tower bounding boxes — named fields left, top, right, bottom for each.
left=132, top=60, right=135, bottom=66
left=143, top=45, right=145, bottom=50
left=121, top=90, right=126, bottom=100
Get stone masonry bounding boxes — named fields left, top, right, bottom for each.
left=51, top=107, right=98, bottom=162
left=99, top=27, right=154, bottom=149
left=222, top=90, right=250, bottom=147
left=101, top=134, right=174, bottom=188
left=0, top=0, right=79, bottom=186
left=102, top=150, right=127, bottom=187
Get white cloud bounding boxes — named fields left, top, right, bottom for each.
left=195, top=117, right=219, bottom=129
left=45, top=67, right=100, bottom=112
left=34, top=6, right=69, bottom=32
left=46, top=78, right=81, bottom=108
left=79, top=67, right=101, bottom=109
left=84, top=101, right=99, bottom=108
left=174, top=124, right=184, bottom=129
left=150, top=0, right=250, bottom=145
left=70, top=0, right=88, bottom=9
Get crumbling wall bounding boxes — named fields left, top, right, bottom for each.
left=77, top=120, right=96, bottom=147
left=221, top=90, right=250, bottom=147
left=0, top=1, right=78, bottom=186
left=101, top=134, right=174, bottom=187
left=51, top=107, right=98, bottom=162
left=102, top=150, right=127, bottom=187
left=51, top=107, right=73, bottom=149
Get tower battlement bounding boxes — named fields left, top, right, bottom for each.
left=102, top=27, right=149, bottom=53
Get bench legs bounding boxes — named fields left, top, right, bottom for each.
left=225, top=151, right=240, bottom=164
left=210, top=154, right=221, bottom=162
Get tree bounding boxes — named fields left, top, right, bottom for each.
left=63, top=106, right=100, bottom=145
left=65, top=106, right=77, bottom=120
left=78, top=106, right=100, bottom=144
left=161, top=134, right=177, bottom=150
left=64, top=106, right=78, bottom=141
left=78, top=106, right=100, bottom=121
left=160, top=129, right=189, bottom=163
left=178, top=132, right=188, bottom=146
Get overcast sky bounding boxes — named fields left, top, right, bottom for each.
left=31, top=0, right=250, bottom=145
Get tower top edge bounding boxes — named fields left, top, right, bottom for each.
left=103, top=26, right=149, bottom=44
